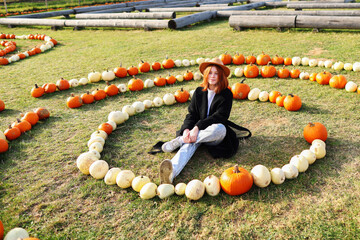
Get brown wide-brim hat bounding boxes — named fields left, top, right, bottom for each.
left=199, top=57, right=231, bottom=77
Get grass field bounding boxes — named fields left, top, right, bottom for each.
left=0, top=19, right=360, bottom=239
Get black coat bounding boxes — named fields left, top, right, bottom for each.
left=176, top=86, right=239, bottom=159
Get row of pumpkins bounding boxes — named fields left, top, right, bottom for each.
left=76, top=84, right=329, bottom=200
left=0, top=108, right=50, bottom=153
left=0, top=34, right=58, bottom=66
left=0, top=220, right=39, bottom=240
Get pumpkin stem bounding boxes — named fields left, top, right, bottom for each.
left=308, top=122, right=315, bottom=127
left=240, top=78, right=246, bottom=84
left=120, top=62, right=122, bottom=67
left=87, top=91, right=90, bottom=94
left=140, top=59, right=144, bottom=63
left=288, top=93, right=294, bottom=97
left=34, top=83, right=39, bottom=88
left=106, top=81, right=110, bottom=86
left=71, top=93, right=75, bottom=97
left=16, top=118, right=21, bottom=123
left=233, top=165, right=240, bottom=173
left=181, top=87, right=184, bottom=92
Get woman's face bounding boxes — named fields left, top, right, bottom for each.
left=208, top=66, right=219, bottom=89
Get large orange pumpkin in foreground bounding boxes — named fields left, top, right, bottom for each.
left=231, top=79, right=250, bottom=100
left=283, top=94, right=302, bottom=111
left=220, top=165, right=253, bottom=196
left=303, top=122, right=328, bottom=144
left=174, top=88, right=190, bottom=103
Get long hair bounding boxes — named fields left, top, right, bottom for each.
left=200, top=65, right=229, bottom=94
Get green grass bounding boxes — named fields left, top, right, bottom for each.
left=1, top=19, right=360, bottom=239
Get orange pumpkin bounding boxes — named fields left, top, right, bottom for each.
left=152, top=61, right=161, bottom=71
left=271, top=55, right=284, bottom=65
left=244, top=64, right=259, bottom=78
left=98, top=122, right=113, bottom=135
left=114, top=63, right=127, bottom=78
left=49, top=38, right=58, bottom=46
left=290, top=69, right=301, bottom=79
left=56, top=78, right=70, bottom=91
left=303, top=122, right=328, bottom=144
left=284, top=57, right=292, bottom=66
left=21, top=111, right=39, bottom=126
left=183, top=70, right=193, bottom=81
left=0, top=139, right=9, bottom=153
left=127, top=66, right=139, bottom=76
left=105, top=82, right=119, bottom=96
left=245, top=54, right=256, bottom=64
left=232, top=52, right=245, bottom=65
left=277, top=66, right=290, bottom=79
left=31, top=84, right=45, bottom=98
left=0, top=58, right=9, bottom=65
left=154, top=76, right=166, bottom=87
left=269, top=91, right=281, bottom=103
left=220, top=165, right=253, bottom=196
left=358, top=86, right=360, bottom=94
left=43, top=83, right=57, bottom=93
left=166, top=74, right=177, bottom=85
left=92, top=89, right=107, bottom=101
left=138, top=60, right=150, bottom=73
left=231, top=79, right=250, bottom=100
left=81, top=91, right=95, bottom=104
left=4, top=125, right=21, bottom=141
left=67, top=93, right=83, bottom=108
left=260, top=63, right=276, bottom=78
left=128, top=77, right=144, bottom=91
left=309, top=73, right=317, bottom=82
left=256, top=52, right=271, bottom=66
left=162, top=57, right=175, bottom=69
left=283, top=94, right=302, bottom=111
left=220, top=52, right=232, bottom=65
left=275, top=95, right=286, bottom=107
left=174, top=88, right=190, bottom=103
left=0, top=99, right=5, bottom=111
left=316, top=71, right=332, bottom=85
left=329, top=75, right=347, bottom=89
left=35, top=107, right=50, bottom=120
left=12, top=118, right=31, bottom=133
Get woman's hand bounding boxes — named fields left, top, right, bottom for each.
left=183, top=126, right=199, bottom=143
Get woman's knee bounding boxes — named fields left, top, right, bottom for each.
left=207, top=123, right=226, bottom=137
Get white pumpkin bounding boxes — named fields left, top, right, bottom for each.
left=259, top=91, right=269, bottom=102
left=47, top=40, right=54, bottom=47
left=292, top=56, right=301, bottom=66
left=104, top=167, right=121, bottom=185
left=301, top=57, right=310, bottom=66
left=182, top=59, right=190, bottom=67
left=250, top=165, right=271, bottom=188
left=157, top=184, right=175, bottom=199
left=196, top=57, right=205, bottom=65
left=333, top=61, right=344, bottom=71
left=108, top=111, right=126, bottom=125
left=204, top=58, right=211, bottom=62
left=345, top=81, right=358, bottom=92
left=324, top=60, right=333, bottom=68
left=78, top=77, right=88, bottom=85
left=77, top=154, right=98, bottom=175
left=89, top=160, right=109, bottom=179
left=353, top=62, right=360, bottom=72
left=91, top=130, right=108, bottom=140
left=89, top=142, right=103, bottom=153
left=87, top=136, right=105, bottom=147
left=140, top=182, right=157, bottom=199
left=116, top=170, right=135, bottom=188
left=10, top=55, right=20, bottom=62
left=189, top=89, right=195, bottom=99
left=290, top=155, right=309, bottom=172
left=270, top=168, right=285, bottom=185
left=143, top=99, right=153, bottom=109
left=193, top=71, right=202, bottom=81
left=44, top=36, right=51, bottom=41
left=4, top=227, right=29, bottom=240
left=107, top=120, right=117, bottom=131
left=40, top=44, right=47, bottom=52
left=185, top=179, right=205, bottom=200
left=132, top=175, right=151, bottom=192
left=153, top=97, right=164, bottom=107
left=248, top=88, right=261, bottom=101
left=282, top=164, right=299, bottom=179
left=344, top=63, right=353, bottom=71
left=312, top=139, right=326, bottom=148
left=144, top=79, right=154, bottom=88
left=101, top=69, right=116, bottom=81
left=190, top=59, right=196, bottom=65
left=89, top=150, right=101, bottom=159
left=122, top=105, right=136, bottom=116
left=308, top=59, right=318, bottom=67
left=234, top=67, right=244, bottom=77
left=310, top=143, right=326, bottom=159
left=174, top=59, right=182, bottom=67
left=175, top=183, right=187, bottom=195
left=203, top=175, right=220, bottom=196
left=132, top=101, right=145, bottom=113
left=122, top=111, right=129, bottom=121
left=299, top=72, right=309, bottom=80
left=176, top=75, right=184, bottom=82
left=300, top=149, right=317, bottom=165
left=23, top=51, right=29, bottom=57
left=88, top=71, right=101, bottom=83
left=317, top=60, right=325, bottom=67
left=117, top=83, right=127, bottom=93
left=163, top=93, right=176, bottom=105
left=0, top=130, right=6, bottom=140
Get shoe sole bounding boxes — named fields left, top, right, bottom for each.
left=160, top=160, right=173, bottom=184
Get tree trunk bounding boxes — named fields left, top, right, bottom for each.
left=168, top=10, right=217, bottom=29
left=76, top=12, right=176, bottom=19
left=229, top=15, right=296, bottom=29
left=218, top=10, right=360, bottom=17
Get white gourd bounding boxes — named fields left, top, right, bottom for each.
left=88, top=71, right=101, bottom=83
left=153, top=97, right=164, bottom=107
left=122, top=105, right=136, bottom=116
left=310, top=143, right=326, bottom=159
left=91, top=130, right=108, bottom=140
left=185, top=179, right=205, bottom=200
left=196, top=57, right=205, bottom=65
left=0, top=130, right=6, bottom=140
left=87, top=136, right=105, bottom=147
left=292, top=56, right=301, bottom=66
left=299, top=72, right=309, bottom=80
left=352, top=62, right=360, bottom=72
left=77, top=154, right=98, bottom=175
left=4, top=227, right=29, bottom=240
left=89, top=142, right=103, bottom=153
left=143, top=100, right=153, bottom=109
left=251, top=165, right=271, bottom=188
left=163, top=93, right=176, bottom=105
left=301, top=57, right=310, bottom=66
left=157, top=184, right=175, bottom=199
left=104, top=167, right=121, bottom=185
left=270, top=168, right=285, bottom=185
left=117, top=83, right=127, bottom=93
left=308, top=59, right=318, bottom=67
left=101, top=69, right=116, bottom=81
left=203, top=175, right=221, bottom=196
left=345, top=81, right=358, bottom=92
left=107, top=120, right=117, bottom=131
left=248, top=88, right=261, bottom=101
left=132, top=101, right=145, bottom=113
left=317, top=60, right=324, bottom=67
left=116, top=170, right=135, bottom=188
left=259, top=91, right=269, bottom=102
left=108, top=111, right=126, bottom=125
left=189, top=90, right=195, bottom=99
left=182, top=59, right=190, bottom=67
left=324, top=60, right=333, bottom=68
left=311, top=139, right=326, bottom=148
left=333, top=61, right=344, bottom=71
left=344, top=63, right=353, bottom=71
left=140, top=182, right=158, bottom=199
left=174, top=59, right=182, bottom=67
left=193, top=71, right=202, bottom=81
left=300, top=149, right=317, bottom=165
left=78, top=78, right=88, bottom=85
left=68, top=79, right=79, bottom=87
left=190, top=59, right=196, bottom=65
left=176, top=75, right=184, bottom=82
left=132, top=175, right=151, bottom=192
left=290, top=155, right=309, bottom=172
left=89, top=150, right=101, bottom=159
left=234, top=67, right=244, bottom=77
left=175, top=183, right=187, bottom=195
left=89, top=160, right=109, bottom=179
left=282, top=164, right=299, bottom=179
left=144, top=79, right=154, bottom=88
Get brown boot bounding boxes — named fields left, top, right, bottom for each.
left=159, top=159, right=173, bottom=184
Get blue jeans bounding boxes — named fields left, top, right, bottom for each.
left=171, top=123, right=226, bottom=181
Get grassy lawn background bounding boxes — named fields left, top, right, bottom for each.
left=1, top=19, right=360, bottom=239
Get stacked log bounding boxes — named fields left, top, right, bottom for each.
left=75, top=12, right=176, bottom=19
